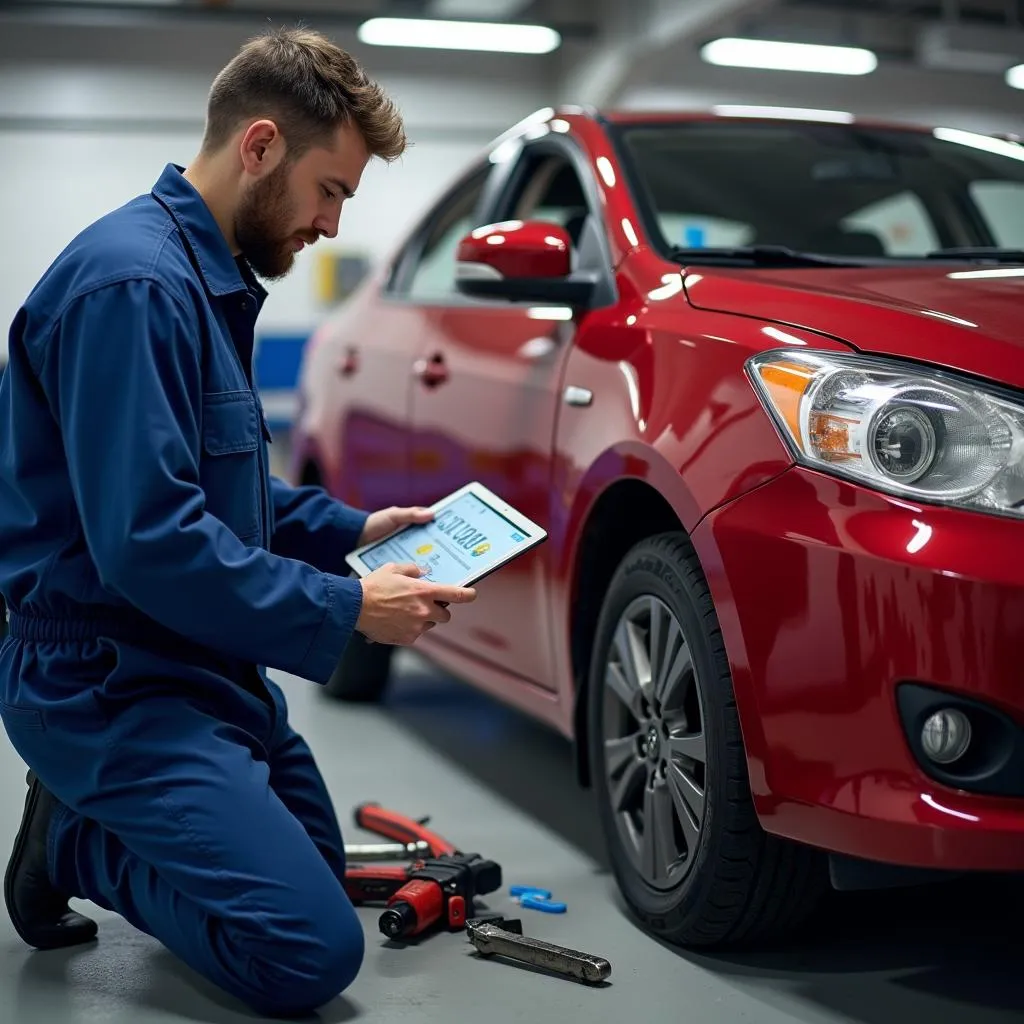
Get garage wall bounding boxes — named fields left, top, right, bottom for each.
left=3, top=12, right=1020, bottom=381
left=0, top=20, right=552, bottom=364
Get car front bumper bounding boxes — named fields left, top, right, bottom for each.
left=692, top=464, right=1024, bottom=872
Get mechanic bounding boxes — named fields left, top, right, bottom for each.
left=0, top=27, right=476, bottom=1018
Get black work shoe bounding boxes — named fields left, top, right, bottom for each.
left=4, top=770, right=97, bottom=949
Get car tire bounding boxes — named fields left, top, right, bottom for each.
left=322, top=631, right=394, bottom=702
left=587, top=531, right=827, bottom=948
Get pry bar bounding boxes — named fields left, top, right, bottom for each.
left=465, top=917, right=611, bottom=985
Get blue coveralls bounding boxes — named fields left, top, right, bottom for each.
left=0, top=164, right=371, bottom=1017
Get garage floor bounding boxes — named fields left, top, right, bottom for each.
left=1, top=652, right=1023, bottom=1024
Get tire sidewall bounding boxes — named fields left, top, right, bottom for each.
left=587, top=535, right=738, bottom=926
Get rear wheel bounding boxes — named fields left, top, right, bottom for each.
left=297, top=460, right=393, bottom=703
left=323, top=631, right=394, bottom=702
left=587, top=532, right=827, bottom=948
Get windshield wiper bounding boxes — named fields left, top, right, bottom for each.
left=925, top=247, right=1024, bottom=263
left=666, top=245, right=871, bottom=268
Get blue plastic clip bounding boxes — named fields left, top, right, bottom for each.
left=510, top=885, right=552, bottom=900
left=520, top=893, right=567, bottom=913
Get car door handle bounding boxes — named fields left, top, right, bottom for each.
left=336, top=346, right=359, bottom=377
left=414, top=353, right=449, bottom=388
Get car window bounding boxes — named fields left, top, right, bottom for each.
left=657, top=213, right=753, bottom=249
left=506, top=154, right=593, bottom=252
left=404, top=168, right=490, bottom=300
left=969, top=181, right=1024, bottom=248
left=841, top=191, right=940, bottom=256
left=612, top=121, right=1024, bottom=262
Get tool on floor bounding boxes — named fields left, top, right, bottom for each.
left=465, top=916, right=611, bottom=985
left=344, top=840, right=431, bottom=862
left=342, top=802, right=502, bottom=941
left=509, top=884, right=567, bottom=913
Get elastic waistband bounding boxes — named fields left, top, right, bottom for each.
left=6, top=608, right=183, bottom=646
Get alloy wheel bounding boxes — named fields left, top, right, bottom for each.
left=601, top=594, right=707, bottom=890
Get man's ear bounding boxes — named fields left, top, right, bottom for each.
left=239, top=119, right=283, bottom=176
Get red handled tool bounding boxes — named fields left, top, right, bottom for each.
left=343, top=802, right=502, bottom=941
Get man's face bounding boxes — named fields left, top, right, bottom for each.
left=235, top=120, right=371, bottom=280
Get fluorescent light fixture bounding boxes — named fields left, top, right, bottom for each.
left=357, top=17, right=561, bottom=53
left=1008, top=64, right=1024, bottom=89
left=933, top=126, right=1024, bottom=162
left=701, top=38, right=878, bottom=75
left=712, top=104, right=855, bottom=122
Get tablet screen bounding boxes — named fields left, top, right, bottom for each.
left=357, top=490, right=537, bottom=585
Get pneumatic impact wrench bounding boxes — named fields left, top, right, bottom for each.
left=342, top=802, right=502, bottom=940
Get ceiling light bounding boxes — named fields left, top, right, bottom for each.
left=712, top=104, right=855, bottom=122
left=701, top=38, right=878, bottom=75
left=1008, top=64, right=1024, bottom=89
left=357, top=17, right=561, bottom=54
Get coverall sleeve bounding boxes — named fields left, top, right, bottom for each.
left=42, top=277, right=362, bottom=684
left=269, top=476, right=369, bottom=575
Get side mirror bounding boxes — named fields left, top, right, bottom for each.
left=455, top=219, right=597, bottom=306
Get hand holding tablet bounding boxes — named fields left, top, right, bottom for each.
left=346, top=482, right=548, bottom=646
left=353, top=562, right=476, bottom=646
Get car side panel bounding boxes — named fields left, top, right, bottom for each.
left=406, top=303, right=573, bottom=689
left=300, top=287, right=430, bottom=512
left=546, top=257, right=854, bottom=745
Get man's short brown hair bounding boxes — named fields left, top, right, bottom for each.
left=201, top=26, right=407, bottom=162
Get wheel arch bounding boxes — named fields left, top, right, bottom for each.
left=567, top=473, right=686, bottom=789
left=563, top=446, right=770, bottom=796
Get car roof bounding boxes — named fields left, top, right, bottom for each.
left=581, top=107, right=938, bottom=135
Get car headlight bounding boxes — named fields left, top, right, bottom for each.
left=747, top=349, right=1024, bottom=516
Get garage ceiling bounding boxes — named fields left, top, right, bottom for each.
left=1, top=0, right=1019, bottom=25
left=2, top=0, right=1021, bottom=57
left=784, top=0, right=1021, bottom=22
left=0, top=0, right=595, bottom=33
left=1, top=0, right=1022, bottom=105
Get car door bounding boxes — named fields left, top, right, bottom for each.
left=404, top=137, right=610, bottom=689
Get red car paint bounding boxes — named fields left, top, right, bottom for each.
left=291, top=109, right=1024, bottom=875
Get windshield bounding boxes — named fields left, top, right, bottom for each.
left=611, top=120, right=1024, bottom=264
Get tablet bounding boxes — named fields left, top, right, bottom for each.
left=345, top=481, right=547, bottom=588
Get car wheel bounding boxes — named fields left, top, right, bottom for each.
left=587, top=531, right=827, bottom=948
left=322, top=631, right=394, bottom=702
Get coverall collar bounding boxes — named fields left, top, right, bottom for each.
left=152, top=163, right=268, bottom=304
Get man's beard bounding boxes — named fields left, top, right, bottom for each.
left=234, top=162, right=307, bottom=281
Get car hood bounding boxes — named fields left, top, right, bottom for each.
left=683, top=265, right=1024, bottom=389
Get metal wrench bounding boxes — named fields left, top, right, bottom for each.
left=465, top=917, right=611, bottom=985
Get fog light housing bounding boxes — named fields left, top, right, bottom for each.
left=921, top=709, right=972, bottom=764
left=897, top=683, right=1024, bottom=796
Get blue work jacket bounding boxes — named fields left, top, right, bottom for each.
left=0, top=163, right=367, bottom=686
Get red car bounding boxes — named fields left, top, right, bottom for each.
left=291, top=107, right=1024, bottom=948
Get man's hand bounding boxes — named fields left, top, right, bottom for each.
left=358, top=505, right=434, bottom=547
left=355, top=563, right=476, bottom=646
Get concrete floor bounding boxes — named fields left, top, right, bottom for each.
left=2, top=652, right=1024, bottom=1024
